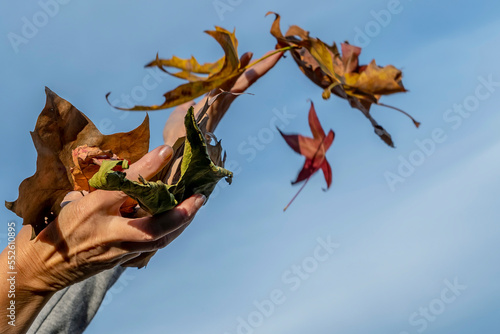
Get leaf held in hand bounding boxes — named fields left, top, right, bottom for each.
left=89, top=160, right=178, bottom=215
left=89, top=105, right=233, bottom=215
left=279, top=101, right=334, bottom=211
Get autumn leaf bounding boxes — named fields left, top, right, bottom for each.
left=70, top=145, right=118, bottom=192
left=70, top=145, right=139, bottom=214
left=89, top=160, right=178, bottom=215
left=146, top=54, right=225, bottom=82
left=278, top=101, right=334, bottom=211
left=90, top=105, right=233, bottom=215
left=5, top=88, right=150, bottom=236
left=107, top=27, right=246, bottom=111
left=154, top=91, right=238, bottom=186
left=267, top=12, right=419, bottom=147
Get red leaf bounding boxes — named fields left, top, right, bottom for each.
left=278, top=101, right=334, bottom=211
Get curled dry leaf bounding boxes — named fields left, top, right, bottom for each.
left=267, top=12, right=419, bottom=147
left=6, top=88, right=150, bottom=237
left=71, top=145, right=139, bottom=214
left=155, top=91, right=236, bottom=186
left=71, top=145, right=117, bottom=192
left=107, top=27, right=247, bottom=111
left=279, top=101, right=334, bottom=211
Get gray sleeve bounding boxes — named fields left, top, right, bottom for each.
left=27, top=266, right=125, bottom=334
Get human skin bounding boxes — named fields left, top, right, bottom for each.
left=0, top=49, right=283, bottom=333
left=121, top=51, right=285, bottom=268
left=163, top=50, right=284, bottom=144
left=0, top=145, right=205, bottom=334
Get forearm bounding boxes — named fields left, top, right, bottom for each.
left=0, top=226, right=55, bottom=334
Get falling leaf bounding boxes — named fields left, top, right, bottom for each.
left=107, top=27, right=246, bottom=111
left=278, top=101, right=334, bottom=211
left=267, top=12, right=419, bottom=147
left=146, top=54, right=225, bottom=82
left=90, top=106, right=233, bottom=214
left=6, top=88, right=150, bottom=236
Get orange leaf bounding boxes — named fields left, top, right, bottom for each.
left=267, top=13, right=419, bottom=147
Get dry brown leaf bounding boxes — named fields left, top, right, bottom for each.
left=6, top=88, right=150, bottom=236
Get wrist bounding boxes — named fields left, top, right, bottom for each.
left=0, top=226, right=55, bottom=333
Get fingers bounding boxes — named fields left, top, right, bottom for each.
left=205, top=50, right=283, bottom=132
left=120, top=251, right=157, bottom=268
left=125, top=145, right=173, bottom=181
left=110, top=194, right=205, bottom=244
left=239, top=51, right=253, bottom=69
left=232, top=50, right=284, bottom=93
left=122, top=219, right=192, bottom=260
left=60, top=191, right=86, bottom=208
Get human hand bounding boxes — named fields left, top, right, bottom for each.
left=15, top=145, right=205, bottom=294
left=145, top=50, right=282, bottom=267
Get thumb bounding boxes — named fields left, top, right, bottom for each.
left=125, top=145, right=173, bottom=182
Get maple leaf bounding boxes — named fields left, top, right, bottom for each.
left=5, top=88, right=150, bottom=237
left=278, top=101, right=334, bottom=211
left=107, top=27, right=246, bottom=111
left=267, top=12, right=419, bottom=147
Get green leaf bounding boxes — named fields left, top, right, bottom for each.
left=89, top=160, right=177, bottom=215
left=89, top=106, right=233, bottom=215
left=168, top=106, right=233, bottom=200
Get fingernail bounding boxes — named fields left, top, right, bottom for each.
left=195, top=194, right=206, bottom=209
left=159, top=145, right=173, bottom=160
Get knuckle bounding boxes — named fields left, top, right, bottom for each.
left=140, top=230, right=157, bottom=242
left=139, top=157, right=154, bottom=176
left=176, top=208, right=192, bottom=224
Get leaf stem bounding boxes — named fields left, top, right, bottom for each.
left=377, top=102, right=421, bottom=128
left=284, top=176, right=310, bottom=212
left=283, top=132, right=329, bottom=211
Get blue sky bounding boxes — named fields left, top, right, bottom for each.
left=1, top=0, right=500, bottom=333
